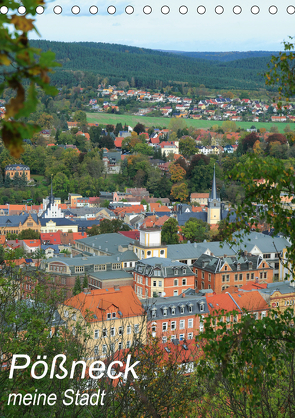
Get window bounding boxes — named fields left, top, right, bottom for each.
left=163, top=308, right=167, bottom=316
left=160, top=250, right=165, bottom=255
left=152, top=325, right=156, bottom=332
left=127, top=325, right=131, bottom=335
left=146, top=277, right=148, bottom=286
left=162, top=322, right=168, bottom=331
left=234, top=274, right=238, bottom=282
left=226, top=275, right=230, bottom=282
left=112, top=312, right=116, bottom=318
left=174, top=279, right=178, bottom=286
left=162, top=336, right=167, bottom=343
left=134, top=324, right=139, bottom=334
left=102, top=345, right=107, bottom=354
left=107, top=313, right=111, bottom=320
left=246, top=273, right=250, bottom=281
left=118, top=342, right=122, bottom=350
left=180, top=320, right=185, bottom=329
left=222, top=275, right=226, bottom=282
left=180, top=307, right=185, bottom=314
left=188, top=306, right=193, bottom=313
left=118, top=326, right=123, bottom=336
left=208, top=284, right=211, bottom=289
left=147, top=251, right=151, bottom=256
left=202, top=271, right=204, bottom=279
left=171, top=308, right=175, bottom=315
left=171, top=335, right=176, bottom=340
left=188, top=318, right=193, bottom=328
left=239, top=274, right=243, bottom=281
left=171, top=321, right=176, bottom=331
left=126, top=341, right=131, bottom=348
left=94, top=264, right=106, bottom=271
left=251, top=273, right=254, bottom=280
left=174, top=290, right=178, bottom=296
left=208, top=274, right=211, bottom=282
left=112, top=263, right=121, bottom=270
left=188, top=332, right=193, bottom=340
left=179, top=334, right=185, bottom=340
left=94, top=346, right=99, bottom=355
left=75, top=266, right=84, bottom=273
left=224, top=265, right=228, bottom=271
left=260, top=272, right=263, bottom=279
left=153, top=281, right=157, bottom=287
left=200, top=304, right=204, bottom=312
left=182, top=278, right=187, bottom=286
left=94, top=330, right=99, bottom=339
left=102, top=328, right=107, bottom=337
left=159, top=281, right=162, bottom=287
left=264, top=272, right=267, bottom=279
left=152, top=309, right=157, bottom=318
left=154, top=270, right=161, bottom=277
left=174, top=269, right=178, bottom=275
left=263, top=254, right=270, bottom=259
left=111, top=327, right=115, bottom=337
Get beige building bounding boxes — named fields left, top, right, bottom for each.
left=58, top=286, right=146, bottom=359
left=40, top=219, right=78, bottom=233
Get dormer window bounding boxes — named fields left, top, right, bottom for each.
left=163, top=308, right=167, bottom=316
left=180, top=307, right=185, bottom=314
left=200, top=303, right=204, bottom=312
left=224, top=265, right=228, bottom=271
left=174, top=269, right=178, bottom=275
left=171, top=308, right=175, bottom=315
left=107, top=313, right=111, bottom=319
left=237, top=263, right=241, bottom=271
left=188, top=306, right=193, bottom=313
left=152, top=309, right=157, bottom=318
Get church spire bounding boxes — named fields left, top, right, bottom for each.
left=211, top=164, right=217, bottom=200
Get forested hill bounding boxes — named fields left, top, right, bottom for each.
left=159, top=50, right=278, bottom=62
left=30, top=40, right=273, bottom=91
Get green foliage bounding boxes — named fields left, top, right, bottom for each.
left=0, top=1, right=59, bottom=157
left=182, top=217, right=210, bottom=243
left=179, top=136, right=197, bottom=159
left=73, top=276, right=82, bottom=296
left=18, top=228, right=40, bottom=240
left=196, top=308, right=295, bottom=417
left=161, top=218, right=179, bottom=245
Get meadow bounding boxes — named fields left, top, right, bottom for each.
left=86, top=112, right=291, bottom=133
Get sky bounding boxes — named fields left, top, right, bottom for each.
left=27, top=0, right=295, bottom=52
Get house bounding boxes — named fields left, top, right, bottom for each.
left=0, top=214, right=41, bottom=235
left=190, top=193, right=209, bottom=205
left=133, top=258, right=196, bottom=298
left=22, top=239, right=41, bottom=254
left=193, top=254, right=274, bottom=294
left=145, top=290, right=209, bottom=343
left=58, top=286, right=145, bottom=357
left=5, top=164, right=30, bottom=181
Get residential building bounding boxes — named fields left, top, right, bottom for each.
left=133, top=258, right=196, bottom=298
left=193, top=253, right=274, bottom=294
left=58, top=286, right=145, bottom=358
left=5, top=163, right=30, bottom=181
left=145, top=290, right=209, bottom=342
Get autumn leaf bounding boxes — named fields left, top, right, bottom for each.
left=10, top=15, right=35, bottom=32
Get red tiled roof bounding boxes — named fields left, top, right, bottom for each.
left=64, top=286, right=143, bottom=322
left=23, top=239, right=41, bottom=248
left=118, top=230, right=140, bottom=240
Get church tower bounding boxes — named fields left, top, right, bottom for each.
left=207, top=164, right=221, bottom=224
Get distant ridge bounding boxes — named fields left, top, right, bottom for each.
left=30, top=40, right=274, bottom=90
left=158, top=50, right=279, bottom=62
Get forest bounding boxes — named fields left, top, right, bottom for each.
left=30, top=40, right=273, bottom=91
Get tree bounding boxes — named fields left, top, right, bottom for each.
left=179, top=136, right=197, bottom=158
left=171, top=182, right=189, bottom=202
left=196, top=308, right=295, bottom=417
left=270, top=125, right=279, bottom=133
left=161, top=218, right=179, bottom=245
left=73, top=276, right=82, bottom=296
left=0, top=1, right=59, bottom=157
left=82, top=274, right=88, bottom=289
left=182, top=217, right=210, bottom=243
left=169, top=163, right=186, bottom=183
left=266, top=133, right=288, bottom=145
left=133, top=123, right=145, bottom=135
left=18, top=229, right=40, bottom=240
left=221, top=121, right=238, bottom=133
left=168, top=118, right=187, bottom=134
left=242, top=132, right=259, bottom=152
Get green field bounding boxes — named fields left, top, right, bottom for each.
left=86, top=112, right=292, bottom=133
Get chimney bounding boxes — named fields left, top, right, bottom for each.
left=16, top=239, right=18, bottom=243
left=182, top=293, right=185, bottom=298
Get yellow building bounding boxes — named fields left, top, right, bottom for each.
left=58, top=286, right=146, bottom=359
left=133, top=227, right=167, bottom=260
left=40, top=219, right=78, bottom=234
